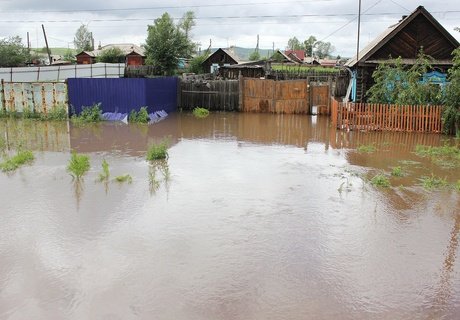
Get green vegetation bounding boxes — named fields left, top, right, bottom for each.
left=43, top=105, right=68, bottom=121
left=0, top=36, right=31, bottom=67
left=391, top=166, right=404, bottom=177
left=0, top=105, right=68, bottom=121
left=74, top=24, right=94, bottom=51
left=443, top=48, right=460, bottom=135
left=71, top=103, right=103, bottom=124
left=115, top=174, right=133, bottom=183
left=98, top=159, right=110, bottom=182
left=67, top=152, right=90, bottom=179
left=129, top=107, right=149, bottom=123
left=357, top=144, right=377, bottom=153
left=272, top=64, right=340, bottom=74
left=0, top=150, right=34, bottom=172
left=418, top=174, right=448, bottom=190
left=415, top=144, right=460, bottom=168
left=454, top=180, right=460, bottom=191
left=146, top=141, right=169, bottom=160
left=192, top=107, right=209, bottom=118
left=370, top=173, right=391, bottom=187
left=188, top=54, right=208, bottom=74
left=96, top=47, right=125, bottom=63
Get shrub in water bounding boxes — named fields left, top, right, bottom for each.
left=98, top=159, right=110, bottom=182
left=71, top=103, right=102, bottom=123
left=370, top=173, right=391, bottom=187
left=193, top=107, right=210, bottom=118
left=67, top=152, right=90, bottom=179
left=43, top=104, right=68, bottom=121
left=391, top=166, right=404, bottom=177
left=146, top=141, right=168, bottom=161
left=115, top=174, right=133, bottom=183
left=418, top=174, right=448, bottom=190
left=129, top=107, right=149, bottom=123
left=0, top=150, right=34, bottom=172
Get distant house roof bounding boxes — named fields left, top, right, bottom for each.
left=346, top=6, right=459, bottom=67
left=76, top=43, right=145, bottom=58
left=319, top=59, right=339, bottom=67
left=285, top=50, right=305, bottom=62
left=203, top=48, right=240, bottom=65
left=271, top=49, right=298, bottom=63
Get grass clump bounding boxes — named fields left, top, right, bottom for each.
left=418, top=174, right=448, bottom=190
left=192, top=107, right=210, bottom=118
left=97, top=159, right=110, bottom=182
left=454, top=180, right=460, bottom=191
left=115, top=174, right=133, bottom=183
left=0, top=150, right=34, bottom=172
left=129, top=107, right=149, bottom=123
left=41, top=104, right=68, bottom=121
left=146, top=141, right=168, bottom=161
left=370, top=173, right=391, bottom=187
left=67, top=152, right=90, bottom=179
left=391, top=166, right=404, bottom=177
left=357, top=144, right=377, bottom=153
left=415, top=144, right=460, bottom=168
left=71, top=103, right=102, bottom=124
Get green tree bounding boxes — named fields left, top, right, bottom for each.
left=315, top=41, right=334, bottom=59
left=178, top=11, right=197, bottom=58
left=287, top=37, right=303, bottom=50
left=74, top=24, right=94, bottom=52
left=303, top=35, right=317, bottom=57
left=0, top=36, right=30, bottom=67
left=96, top=47, right=125, bottom=63
left=145, top=12, right=194, bottom=75
left=443, top=48, right=460, bottom=135
left=63, top=49, right=75, bottom=62
left=249, top=50, right=261, bottom=61
left=188, top=54, right=208, bottom=74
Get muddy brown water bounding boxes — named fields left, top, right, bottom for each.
left=0, top=113, right=459, bottom=320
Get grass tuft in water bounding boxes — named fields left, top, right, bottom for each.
left=192, top=107, right=210, bottom=118
left=391, top=166, right=404, bottom=177
left=418, top=174, right=448, bottom=190
left=41, top=104, right=68, bottom=121
left=146, top=141, right=168, bottom=161
left=129, top=107, right=149, bottom=123
left=370, top=173, right=391, bottom=187
left=357, top=144, right=377, bottom=153
left=415, top=144, right=460, bottom=168
left=67, top=152, right=90, bottom=179
left=0, top=150, right=34, bottom=172
left=97, top=159, right=110, bottom=182
left=114, top=174, right=133, bottom=183
left=71, top=103, right=103, bottom=124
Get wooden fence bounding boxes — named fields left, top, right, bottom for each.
left=179, top=79, right=239, bottom=111
left=331, top=98, right=443, bottom=133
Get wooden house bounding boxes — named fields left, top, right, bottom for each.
left=202, top=48, right=240, bottom=74
left=284, top=50, right=305, bottom=63
left=345, top=6, right=459, bottom=102
left=76, top=43, right=146, bottom=66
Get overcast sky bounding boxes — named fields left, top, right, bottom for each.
left=0, top=0, right=459, bottom=57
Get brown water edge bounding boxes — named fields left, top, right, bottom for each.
left=0, top=113, right=459, bottom=320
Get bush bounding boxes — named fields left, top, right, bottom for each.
left=71, top=103, right=102, bottom=123
left=129, top=107, right=149, bottom=123
left=192, top=107, right=209, bottom=118
left=370, top=173, right=391, bottom=187
left=146, top=141, right=168, bottom=160
left=67, top=152, right=90, bottom=179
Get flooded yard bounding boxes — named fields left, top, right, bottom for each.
left=0, top=113, right=459, bottom=320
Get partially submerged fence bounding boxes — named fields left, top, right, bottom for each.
left=0, top=63, right=125, bottom=82
left=0, top=80, right=67, bottom=113
left=179, top=80, right=239, bottom=111
left=67, top=77, right=178, bottom=114
left=331, top=98, right=443, bottom=133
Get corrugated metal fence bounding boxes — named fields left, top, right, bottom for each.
left=0, top=80, right=67, bottom=113
left=67, top=77, right=178, bottom=114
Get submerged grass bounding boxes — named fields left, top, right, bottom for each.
left=0, top=150, right=34, bottom=172
left=97, top=159, right=110, bottom=182
left=415, top=144, right=460, bottom=168
left=146, top=141, right=168, bottom=161
left=418, top=174, right=448, bottom=190
left=67, top=152, right=90, bottom=179
left=115, top=174, right=133, bottom=183
left=129, top=107, right=149, bottom=123
left=357, top=144, right=377, bottom=153
left=391, top=166, right=404, bottom=177
left=370, top=173, right=391, bottom=188
left=192, top=107, right=210, bottom=118
left=71, top=103, right=103, bottom=124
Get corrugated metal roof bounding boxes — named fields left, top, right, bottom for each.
left=96, top=43, right=146, bottom=57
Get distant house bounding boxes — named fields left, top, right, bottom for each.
left=271, top=49, right=298, bottom=64
left=76, top=43, right=146, bottom=66
left=345, top=6, right=459, bottom=102
left=284, top=50, right=305, bottom=63
left=319, top=59, right=339, bottom=68
left=202, top=48, right=240, bottom=73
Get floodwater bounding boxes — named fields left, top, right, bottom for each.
left=0, top=113, right=459, bottom=320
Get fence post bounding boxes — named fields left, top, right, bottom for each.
left=238, top=74, right=244, bottom=112
left=10, top=68, right=13, bottom=82
left=1, top=79, right=6, bottom=112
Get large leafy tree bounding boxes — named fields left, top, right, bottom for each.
left=314, top=41, right=334, bottom=59
left=74, top=24, right=94, bottom=52
left=287, top=37, right=303, bottom=50
left=145, top=12, right=195, bottom=75
left=0, top=36, right=30, bottom=67
left=303, top=35, right=317, bottom=57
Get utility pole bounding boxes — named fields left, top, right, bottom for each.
left=256, top=34, right=259, bottom=53
left=356, top=0, right=362, bottom=62
left=41, top=24, right=52, bottom=65
left=26, top=32, right=30, bottom=52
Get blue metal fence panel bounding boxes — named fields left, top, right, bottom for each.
left=67, top=77, right=177, bottom=114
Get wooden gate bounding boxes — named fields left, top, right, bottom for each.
left=310, top=85, right=330, bottom=115
left=242, top=78, right=310, bottom=114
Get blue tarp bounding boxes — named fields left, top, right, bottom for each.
left=67, top=77, right=178, bottom=115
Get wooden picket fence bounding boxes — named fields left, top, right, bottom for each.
left=331, top=98, right=443, bottom=133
